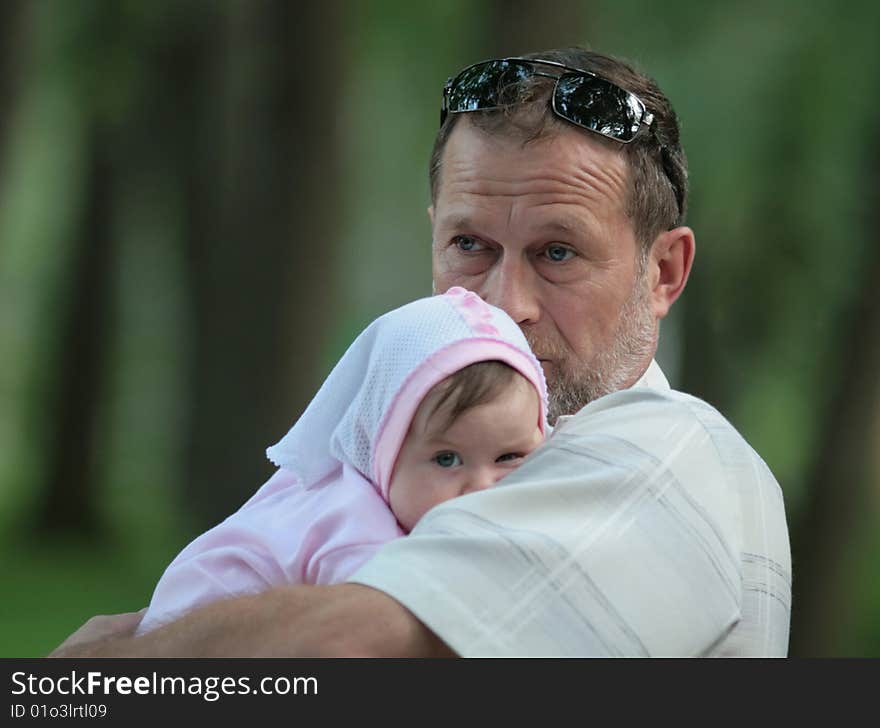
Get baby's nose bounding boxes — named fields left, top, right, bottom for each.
left=465, top=466, right=505, bottom=494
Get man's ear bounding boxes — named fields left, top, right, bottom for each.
left=427, top=205, right=434, bottom=226
left=647, top=226, right=695, bottom=320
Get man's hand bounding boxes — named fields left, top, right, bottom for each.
left=48, top=609, right=146, bottom=658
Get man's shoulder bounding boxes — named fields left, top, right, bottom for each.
left=563, top=386, right=730, bottom=434
left=556, top=386, right=774, bottom=480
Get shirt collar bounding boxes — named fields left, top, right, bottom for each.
left=551, top=359, right=669, bottom=432
left=631, top=358, right=670, bottom=391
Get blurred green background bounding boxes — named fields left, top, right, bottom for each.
left=1, top=0, right=878, bottom=657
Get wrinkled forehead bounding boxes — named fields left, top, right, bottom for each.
left=434, top=118, right=630, bottom=219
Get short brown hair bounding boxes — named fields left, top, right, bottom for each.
left=425, top=360, right=521, bottom=434
left=429, top=47, right=688, bottom=252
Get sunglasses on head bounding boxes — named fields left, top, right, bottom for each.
left=440, top=57, right=683, bottom=219
left=441, top=57, right=655, bottom=142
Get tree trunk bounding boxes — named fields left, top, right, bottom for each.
left=0, top=0, right=26, bottom=172
left=34, top=123, right=116, bottom=539
left=485, top=0, right=588, bottom=57
left=179, top=0, right=347, bottom=528
left=788, top=139, right=880, bottom=656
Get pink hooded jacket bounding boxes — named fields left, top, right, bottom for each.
left=137, top=288, right=547, bottom=634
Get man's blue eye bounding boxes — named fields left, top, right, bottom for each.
left=455, top=236, right=477, bottom=251
left=546, top=245, right=572, bottom=262
left=433, top=451, right=462, bottom=468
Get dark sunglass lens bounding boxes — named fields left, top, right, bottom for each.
left=448, top=60, right=533, bottom=113
left=554, top=74, right=644, bottom=141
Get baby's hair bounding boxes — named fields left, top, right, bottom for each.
left=425, top=360, right=522, bottom=434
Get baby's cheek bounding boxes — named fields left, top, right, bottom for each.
left=535, top=427, right=547, bottom=447
left=414, top=479, right=464, bottom=528
left=388, top=478, right=418, bottom=533
left=389, top=470, right=446, bottom=531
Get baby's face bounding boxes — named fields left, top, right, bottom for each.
left=388, top=373, right=544, bottom=532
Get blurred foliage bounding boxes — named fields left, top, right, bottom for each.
left=1, top=0, right=878, bottom=656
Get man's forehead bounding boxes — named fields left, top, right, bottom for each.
left=436, top=210, right=593, bottom=237
left=436, top=121, right=629, bottom=216
left=442, top=116, right=626, bottom=167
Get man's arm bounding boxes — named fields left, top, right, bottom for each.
left=49, top=584, right=456, bottom=658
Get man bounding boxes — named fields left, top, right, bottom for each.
left=52, top=47, right=791, bottom=657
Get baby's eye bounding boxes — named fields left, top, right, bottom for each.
left=496, top=453, right=524, bottom=463
left=433, top=451, right=462, bottom=468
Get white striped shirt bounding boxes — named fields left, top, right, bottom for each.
left=349, top=361, right=792, bottom=656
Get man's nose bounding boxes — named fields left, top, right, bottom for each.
left=481, top=256, right=540, bottom=325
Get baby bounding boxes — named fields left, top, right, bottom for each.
left=137, top=287, right=548, bottom=634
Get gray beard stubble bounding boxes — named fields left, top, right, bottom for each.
left=534, top=275, right=658, bottom=425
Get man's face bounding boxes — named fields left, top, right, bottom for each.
left=431, top=119, right=658, bottom=423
